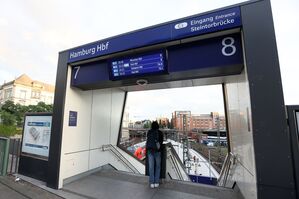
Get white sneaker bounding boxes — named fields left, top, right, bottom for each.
left=150, top=184, right=155, bottom=188
left=154, top=183, right=159, bottom=188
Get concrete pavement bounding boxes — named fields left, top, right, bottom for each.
left=0, top=175, right=62, bottom=199
left=0, top=170, right=243, bottom=199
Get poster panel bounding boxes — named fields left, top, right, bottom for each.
left=21, top=115, right=52, bottom=159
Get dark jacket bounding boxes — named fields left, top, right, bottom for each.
left=146, top=129, right=163, bottom=152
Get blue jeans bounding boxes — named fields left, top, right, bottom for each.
left=148, top=150, right=161, bottom=184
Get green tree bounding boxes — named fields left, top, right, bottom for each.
left=0, top=100, right=53, bottom=127
left=0, top=100, right=53, bottom=137
left=1, top=100, right=16, bottom=114
left=36, top=102, right=53, bottom=112
left=143, top=121, right=151, bottom=129
left=0, top=111, right=16, bottom=126
left=14, top=103, right=28, bottom=127
left=27, top=102, right=53, bottom=113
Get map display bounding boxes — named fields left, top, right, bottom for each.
left=21, top=115, right=52, bottom=158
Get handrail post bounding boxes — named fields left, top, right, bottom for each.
left=0, top=137, right=10, bottom=176
left=208, top=149, right=211, bottom=179
left=9, top=139, right=15, bottom=174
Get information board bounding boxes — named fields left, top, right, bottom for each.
left=21, top=115, right=52, bottom=159
left=69, top=111, right=77, bottom=126
left=110, top=51, right=167, bottom=80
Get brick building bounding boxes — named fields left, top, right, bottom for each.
left=172, top=111, right=192, bottom=131
left=172, top=111, right=225, bottom=131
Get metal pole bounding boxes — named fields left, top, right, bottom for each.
left=217, top=115, right=221, bottom=153
left=209, top=149, right=211, bottom=179
left=15, top=139, right=21, bottom=173
left=9, top=139, right=15, bottom=174
left=0, top=138, right=10, bottom=176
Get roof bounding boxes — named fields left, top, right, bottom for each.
left=0, top=74, right=55, bottom=92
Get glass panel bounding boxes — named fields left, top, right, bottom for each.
left=296, top=112, right=299, bottom=134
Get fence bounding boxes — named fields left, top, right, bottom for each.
left=7, top=138, right=21, bottom=174
left=0, top=137, right=10, bottom=175
left=0, top=137, right=21, bottom=176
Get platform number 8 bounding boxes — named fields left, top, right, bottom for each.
left=222, top=37, right=236, bottom=56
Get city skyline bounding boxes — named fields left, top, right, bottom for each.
left=125, top=85, right=225, bottom=122
left=127, top=110, right=226, bottom=123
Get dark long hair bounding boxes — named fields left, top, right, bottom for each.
left=151, top=121, right=159, bottom=130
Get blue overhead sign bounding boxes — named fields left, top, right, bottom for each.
left=68, top=7, right=241, bottom=63
left=172, top=8, right=241, bottom=39
left=71, top=33, right=243, bottom=87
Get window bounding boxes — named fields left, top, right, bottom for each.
left=19, top=90, right=27, bottom=99
left=31, top=90, right=41, bottom=99
left=4, top=88, right=13, bottom=99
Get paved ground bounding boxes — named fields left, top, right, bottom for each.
left=0, top=170, right=243, bottom=199
left=0, top=175, right=62, bottom=199
left=61, top=170, right=242, bottom=199
left=0, top=181, right=27, bottom=199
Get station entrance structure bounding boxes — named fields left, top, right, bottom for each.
left=42, top=1, right=296, bottom=198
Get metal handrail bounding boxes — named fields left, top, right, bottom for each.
left=217, top=152, right=235, bottom=187
left=217, top=153, right=229, bottom=184
left=165, top=143, right=190, bottom=181
left=102, top=144, right=140, bottom=174
left=168, top=150, right=184, bottom=180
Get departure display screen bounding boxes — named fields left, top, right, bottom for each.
left=109, top=51, right=167, bottom=80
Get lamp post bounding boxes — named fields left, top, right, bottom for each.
left=216, top=115, right=221, bottom=156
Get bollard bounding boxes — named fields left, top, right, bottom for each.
left=0, top=137, right=10, bottom=176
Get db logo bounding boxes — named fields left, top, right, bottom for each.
left=174, top=22, right=188, bottom=29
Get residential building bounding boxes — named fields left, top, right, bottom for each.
left=0, top=74, right=55, bottom=106
left=156, top=117, right=170, bottom=128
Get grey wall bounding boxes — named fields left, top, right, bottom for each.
left=58, top=67, right=145, bottom=188
left=239, top=1, right=296, bottom=198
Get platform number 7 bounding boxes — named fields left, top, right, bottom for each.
left=74, top=66, right=80, bottom=80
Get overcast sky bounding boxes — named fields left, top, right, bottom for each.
left=0, top=0, right=298, bottom=113
left=126, top=85, right=224, bottom=120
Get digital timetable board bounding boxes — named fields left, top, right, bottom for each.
left=109, top=51, right=167, bottom=80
